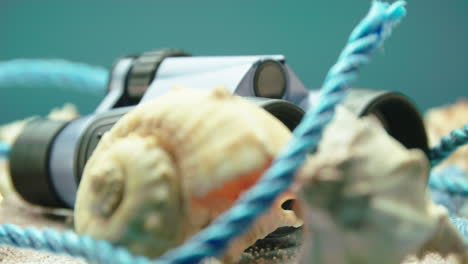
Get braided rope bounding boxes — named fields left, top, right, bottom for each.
left=429, top=166, right=468, bottom=239
left=0, top=224, right=150, bottom=264
left=430, top=166, right=467, bottom=216
left=158, top=1, right=407, bottom=263
left=429, top=165, right=468, bottom=196
left=0, top=141, right=9, bottom=159
left=450, top=217, right=468, bottom=239
left=429, top=124, right=468, bottom=167
left=0, top=59, right=108, bottom=96
left=0, top=1, right=407, bottom=263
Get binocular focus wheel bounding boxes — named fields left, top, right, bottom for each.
left=127, top=49, right=190, bottom=99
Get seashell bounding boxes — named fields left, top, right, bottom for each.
left=74, top=86, right=302, bottom=260
left=293, top=106, right=467, bottom=264
left=425, top=99, right=468, bottom=170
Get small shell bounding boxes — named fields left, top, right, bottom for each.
left=75, top=87, right=301, bottom=259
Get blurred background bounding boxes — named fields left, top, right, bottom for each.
left=0, top=0, right=466, bottom=124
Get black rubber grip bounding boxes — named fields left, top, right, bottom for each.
left=9, top=119, right=69, bottom=207
left=127, top=49, right=190, bottom=99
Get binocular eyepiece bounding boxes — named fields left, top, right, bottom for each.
left=8, top=49, right=429, bottom=209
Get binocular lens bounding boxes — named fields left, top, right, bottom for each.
left=254, top=60, right=287, bottom=99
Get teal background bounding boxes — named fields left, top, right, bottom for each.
left=0, top=0, right=467, bottom=124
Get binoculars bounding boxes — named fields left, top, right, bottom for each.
left=9, top=49, right=429, bottom=209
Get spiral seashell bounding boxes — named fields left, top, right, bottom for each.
left=74, top=86, right=302, bottom=260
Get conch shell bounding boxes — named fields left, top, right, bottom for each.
left=293, top=107, right=466, bottom=264
left=74, top=87, right=301, bottom=261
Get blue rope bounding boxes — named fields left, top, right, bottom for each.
left=429, top=124, right=468, bottom=167
left=450, top=217, right=468, bottom=239
left=0, top=59, right=108, bottom=96
left=0, top=1, right=407, bottom=263
left=429, top=166, right=468, bottom=240
left=0, top=141, right=10, bottom=159
left=0, top=224, right=150, bottom=264
left=430, top=165, right=468, bottom=196
left=430, top=166, right=468, bottom=215
left=158, top=1, right=406, bottom=263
